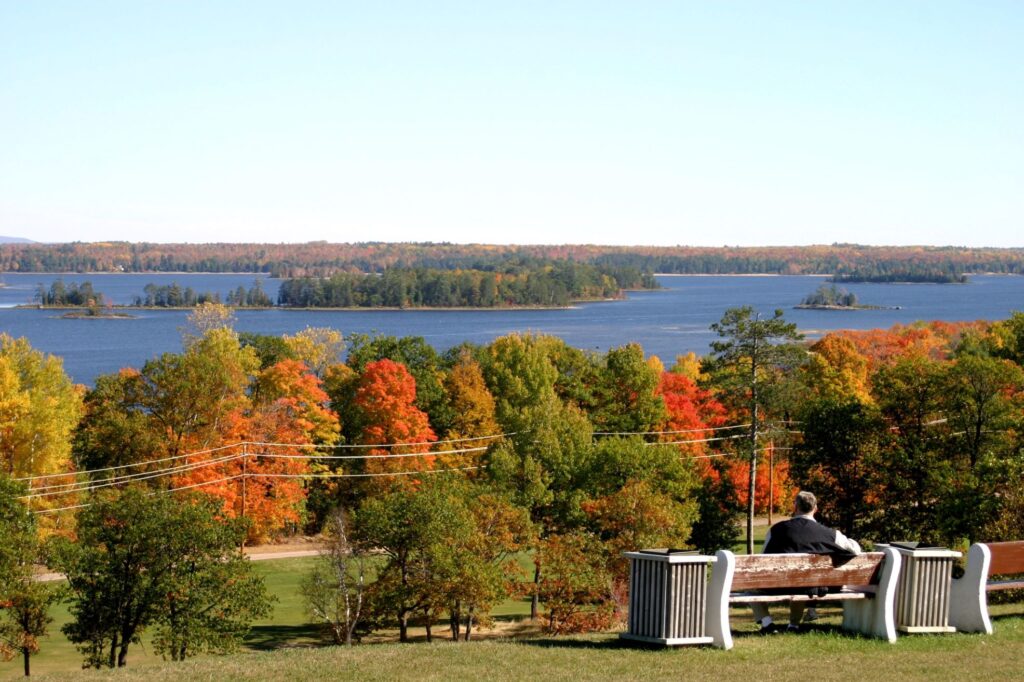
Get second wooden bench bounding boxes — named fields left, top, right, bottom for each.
left=950, top=540, right=1024, bottom=634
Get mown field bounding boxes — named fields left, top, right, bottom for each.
left=21, top=606, right=1024, bottom=682
left=7, top=552, right=1024, bottom=682
left=2, top=556, right=537, bottom=680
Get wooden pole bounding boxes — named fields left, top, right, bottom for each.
left=240, top=443, right=248, bottom=552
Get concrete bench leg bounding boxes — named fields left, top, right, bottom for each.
left=841, top=546, right=900, bottom=642
left=707, top=550, right=735, bottom=650
left=950, top=543, right=992, bottom=634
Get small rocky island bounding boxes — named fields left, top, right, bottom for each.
left=795, top=284, right=899, bottom=310
left=59, top=307, right=135, bottom=319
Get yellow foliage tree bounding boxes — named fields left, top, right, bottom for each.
left=0, top=335, right=83, bottom=479
left=283, top=327, right=345, bottom=378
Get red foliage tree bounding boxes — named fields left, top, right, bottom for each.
left=354, top=359, right=437, bottom=481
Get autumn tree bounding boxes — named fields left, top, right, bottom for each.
left=657, top=371, right=727, bottom=457
left=283, top=327, right=345, bottom=378
left=346, top=334, right=452, bottom=437
left=452, top=490, right=534, bottom=640
left=707, top=307, right=804, bottom=553
left=179, top=302, right=236, bottom=347
left=352, top=359, right=437, bottom=483
left=537, top=532, right=614, bottom=634
left=442, top=350, right=498, bottom=442
left=802, top=334, right=872, bottom=404
left=129, top=328, right=258, bottom=458
left=0, top=335, right=83, bottom=481
left=176, top=357, right=339, bottom=542
left=1, top=580, right=57, bottom=677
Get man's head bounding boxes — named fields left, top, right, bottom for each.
left=793, top=491, right=817, bottom=516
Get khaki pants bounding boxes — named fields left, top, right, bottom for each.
left=752, top=601, right=807, bottom=626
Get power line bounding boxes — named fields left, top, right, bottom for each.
left=647, top=434, right=745, bottom=446
left=21, top=446, right=491, bottom=500
left=245, top=445, right=488, bottom=461
left=593, top=423, right=752, bottom=436
left=20, top=454, right=245, bottom=499
left=30, top=466, right=483, bottom=515
left=14, top=433, right=514, bottom=484
left=252, top=466, right=482, bottom=479
left=14, top=442, right=242, bottom=482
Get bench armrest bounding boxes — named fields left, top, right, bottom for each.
left=707, top=549, right=736, bottom=650
left=950, top=543, right=992, bottom=634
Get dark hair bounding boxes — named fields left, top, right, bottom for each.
left=794, top=491, right=817, bottom=515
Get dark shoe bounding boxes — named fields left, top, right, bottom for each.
left=786, top=624, right=803, bottom=633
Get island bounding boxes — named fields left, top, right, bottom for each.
left=830, top=268, right=968, bottom=284
left=59, top=308, right=136, bottom=319
left=795, top=284, right=899, bottom=310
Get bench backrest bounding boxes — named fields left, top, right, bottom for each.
left=986, top=541, right=1024, bottom=577
left=730, top=552, right=885, bottom=592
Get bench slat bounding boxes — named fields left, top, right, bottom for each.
left=986, top=541, right=1024, bottom=578
left=729, top=552, right=884, bottom=592
left=730, top=589, right=874, bottom=604
left=987, top=580, right=1024, bottom=592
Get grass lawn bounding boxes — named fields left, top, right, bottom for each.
left=8, top=522, right=980, bottom=680
left=20, top=605, right=1024, bottom=682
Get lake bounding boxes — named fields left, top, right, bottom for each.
left=1, top=272, right=1022, bottom=385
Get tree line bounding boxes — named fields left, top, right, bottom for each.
left=276, top=263, right=652, bottom=308
left=2, top=306, right=1024, bottom=671
left=3, top=241, right=1023, bottom=277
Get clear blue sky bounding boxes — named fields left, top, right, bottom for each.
left=1, top=2, right=1021, bottom=246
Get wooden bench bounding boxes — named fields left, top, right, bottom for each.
left=950, top=541, right=1024, bottom=634
left=706, top=548, right=901, bottom=649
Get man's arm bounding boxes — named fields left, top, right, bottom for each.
left=834, top=529, right=861, bottom=554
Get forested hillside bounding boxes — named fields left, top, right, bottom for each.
left=3, top=307, right=1024, bottom=672
left=1, top=242, right=1022, bottom=277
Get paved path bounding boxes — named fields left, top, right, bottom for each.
left=33, top=546, right=323, bottom=583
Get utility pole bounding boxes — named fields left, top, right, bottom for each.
left=240, top=443, right=248, bottom=553
left=747, top=313, right=759, bottom=555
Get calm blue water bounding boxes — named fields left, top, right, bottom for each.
left=0, top=272, right=1022, bottom=385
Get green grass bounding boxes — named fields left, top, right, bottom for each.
left=1, top=555, right=533, bottom=679
left=22, top=606, right=1024, bottom=682
left=11, top=533, right=1016, bottom=681
left=0, top=522, right=769, bottom=679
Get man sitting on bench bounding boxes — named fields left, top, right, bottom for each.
left=755, top=490, right=862, bottom=634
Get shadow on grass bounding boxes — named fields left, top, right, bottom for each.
left=245, top=623, right=324, bottom=651
left=517, top=636, right=636, bottom=651
left=991, top=612, right=1024, bottom=624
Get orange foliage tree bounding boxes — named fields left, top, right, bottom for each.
left=353, top=359, right=437, bottom=482
left=657, top=371, right=727, bottom=463
left=164, top=336, right=340, bottom=542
